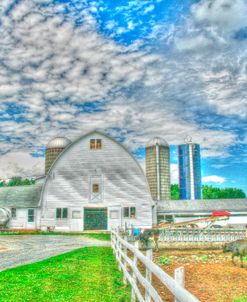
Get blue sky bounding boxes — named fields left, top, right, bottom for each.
left=0, top=0, right=246, bottom=193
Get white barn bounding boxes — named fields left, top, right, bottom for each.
left=0, top=131, right=154, bottom=231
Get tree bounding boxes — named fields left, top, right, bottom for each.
left=1, top=177, right=35, bottom=187
left=170, top=184, right=246, bottom=199
left=171, top=184, right=180, bottom=200
left=202, top=185, right=246, bottom=199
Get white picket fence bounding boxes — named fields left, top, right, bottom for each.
left=111, top=230, right=200, bottom=302
left=158, top=228, right=246, bottom=242
left=127, top=228, right=246, bottom=243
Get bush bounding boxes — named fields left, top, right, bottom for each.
left=199, top=255, right=208, bottom=262
left=159, top=256, right=169, bottom=265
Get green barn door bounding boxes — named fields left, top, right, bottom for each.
left=84, top=208, right=108, bottom=230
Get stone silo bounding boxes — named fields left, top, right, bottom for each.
left=45, top=137, right=71, bottom=175
left=146, top=137, right=171, bottom=201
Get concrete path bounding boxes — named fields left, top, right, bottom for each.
left=0, top=235, right=110, bottom=272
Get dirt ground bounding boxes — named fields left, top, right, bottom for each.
left=152, top=249, right=247, bottom=302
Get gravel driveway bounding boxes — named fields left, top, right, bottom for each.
left=0, top=235, right=110, bottom=272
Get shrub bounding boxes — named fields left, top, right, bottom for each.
left=159, top=256, right=169, bottom=265
left=199, top=255, right=208, bottom=262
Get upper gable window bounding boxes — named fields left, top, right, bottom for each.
left=92, top=183, right=100, bottom=193
left=90, top=139, right=102, bottom=150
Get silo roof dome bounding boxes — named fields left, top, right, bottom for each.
left=47, top=137, right=71, bottom=149
left=146, top=137, right=169, bottom=147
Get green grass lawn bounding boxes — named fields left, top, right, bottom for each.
left=0, top=231, right=111, bottom=241
left=81, top=232, right=111, bottom=241
left=0, top=247, right=130, bottom=302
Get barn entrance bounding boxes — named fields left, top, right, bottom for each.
left=84, top=208, right=108, bottom=230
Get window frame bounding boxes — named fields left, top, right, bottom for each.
left=110, top=210, right=119, bottom=219
left=56, top=208, right=68, bottom=219
left=90, top=139, right=96, bottom=150
left=130, top=207, right=136, bottom=218
left=96, top=139, right=102, bottom=149
left=90, top=139, right=102, bottom=150
left=92, top=183, right=100, bottom=193
left=11, top=208, right=17, bottom=219
left=123, top=207, right=129, bottom=218
left=28, top=209, right=35, bottom=223
left=123, top=207, right=136, bottom=219
left=72, top=211, right=81, bottom=219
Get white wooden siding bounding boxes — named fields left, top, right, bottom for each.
left=40, top=132, right=153, bottom=231
left=8, top=208, right=40, bottom=229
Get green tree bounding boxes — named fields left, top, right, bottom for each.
left=170, top=184, right=246, bottom=199
left=202, top=185, right=246, bottom=199
left=5, top=177, right=35, bottom=187
left=171, top=184, right=180, bottom=200
left=8, top=177, right=23, bottom=186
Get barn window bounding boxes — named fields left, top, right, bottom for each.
left=96, top=139, right=102, bottom=149
left=11, top=208, right=16, bottom=219
left=56, top=208, right=68, bottom=219
left=92, top=183, right=100, bottom=193
left=110, top=210, right=119, bottom=219
left=72, top=211, right=81, bottom=219
left=123, top=207, right=136, bottom=218
left=123, top=207, right=129, bottom=218
left=28, top=209, right=34, bottom=222
left=90, top=139, right=102, bottom=150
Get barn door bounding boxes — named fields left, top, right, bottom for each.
left=84, top=208, right=107, bottom=230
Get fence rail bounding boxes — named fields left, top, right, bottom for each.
left=111, top=230, right=200, bottom=302
left=158, top=228, right=246, bottom=242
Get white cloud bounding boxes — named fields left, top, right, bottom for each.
left=0, top=152, right=44, bottom=179
left=191, top=0, right=247, bottom=33
left=202, top=175, right=226, bottom=184
left=143, top=5, right=155, bottom=14
left=164, top=0, right=247, bottom=119
left=0, top=1, right=158, bottom=111
left=175, top=35, right=212, bottom=51
left=0, top=0, right=246, bottom=180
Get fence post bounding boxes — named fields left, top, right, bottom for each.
left=174, top=266, right=185, bottom=302
left=117, top=235, right=122, bottom=271
left=111, top=232, right=115, bottom=254
left=122, top=235, right=128, bottom=285
left=131, top=241, right=139, bottom=302
left=145, top=248, right=153, bottom=302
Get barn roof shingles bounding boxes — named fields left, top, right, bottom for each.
left=0, top=185, right=42, bottom=208
left=158, top=199, right=247, bottom=213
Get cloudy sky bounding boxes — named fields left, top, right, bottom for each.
left=0, top=0, right=246, bottom=193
